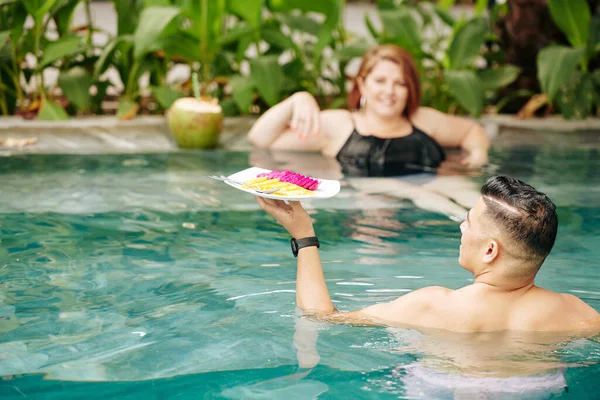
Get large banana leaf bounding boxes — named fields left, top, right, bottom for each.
left=380, top=8, right=422, bottom=56
left=250, top=56, right=283, bottom=106
left=58, top=66, right=91, bottom=111
left=555, top=71, right=596, bottom=119
left=537, top=46, right=585, bottom=103
left=444, top=70, right=484, bottom=117
left=477, top=65, right=521, bottom=91
left=548, top=0, right=591, bottom=48
left=133, top=6, right=181, bottom=59
left=447, top=17, right=487, bottom=70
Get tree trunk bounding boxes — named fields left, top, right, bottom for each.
left=494, top=0, right=599, bottom=111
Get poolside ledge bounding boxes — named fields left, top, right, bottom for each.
left=0, top=115, right=598, bottom=155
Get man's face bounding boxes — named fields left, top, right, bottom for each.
left=458, top=197, right=489, bottom=271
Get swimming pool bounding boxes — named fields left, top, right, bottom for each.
left=1, top=147, right=599, bottom=399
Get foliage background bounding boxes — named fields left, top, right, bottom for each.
left=0, top=0, right=598, bottom=120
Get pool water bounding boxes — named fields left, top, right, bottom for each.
left=0, top=148, right=599, bottom=399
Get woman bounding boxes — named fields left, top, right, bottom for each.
left=248, top=44, right=490, bottom=177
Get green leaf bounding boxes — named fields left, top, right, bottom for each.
left=555, top=71, right=596, bottom=119
left=229, top=75, right=255, bottom=113
left=438, top=0, right=456, bottom=11
left=0, top=30, right=9, bottom=52
left=57, top=66, right=91, bottom=111
left=267, top=0, right=337, bottom=15
left=180, top=0, right=226, bottom=61
left=145, top=0, right=171, bottom=5
left=587, top=16, right=600, bottom=58
left=336, top=39, right=372, bottom=62
left=112, top=0, right=145, bottom=36
left=474, top=0, right=488, bottom=16
left=218, top=24, right=257, bottom=46
left=278, top=14, right=321, bottom=36
left=152, top=85, right=184, bottom=109
left=133, top=6, right=181, bottom=59
left=250, top=56, right=283, bottom=106
left=39, top=35, right=85, bottom=67
left=38, top=99, right=69, bottom=120
left=548, top=0, right=591, bottom=47
left=90, top=80, right=110, bottom=114
left=227, top=0, right=262, bottom=27
left=537, top=45, right=585, bottom=102
left=432, top=5, right=455, bottom=27
left=53, top=0, right=81, bottom=37
left=477, top=65, right=521, bottom=91
left=116, top=97, right=139, bottom=120
left=365, top=14, right=380, bottom=39
left=6, top=2, right=28, bottom=47
left=22, top=0, right=59, bottom=25
left=379, top=8, right=422, bottom=56
left=157, top=31, right=201, bottom=62
left=93, top=35, right=132, bottom=78
left=447, top=17, right=487, bottom=69
left=262, top=26, right=296, bottom=51
left=444, top=70, right=484, bottom=117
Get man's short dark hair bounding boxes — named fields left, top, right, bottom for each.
left=481, top=176, right=558, bottom=264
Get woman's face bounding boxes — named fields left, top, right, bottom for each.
left=359, top=59, right=408, bottom=118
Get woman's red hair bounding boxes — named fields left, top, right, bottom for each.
left=347, top=44, right=421, bottom=118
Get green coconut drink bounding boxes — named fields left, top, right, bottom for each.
left=167, top=97, right=223, bottom=149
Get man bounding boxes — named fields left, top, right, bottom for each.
left=256, top=176, right=600, bottom=332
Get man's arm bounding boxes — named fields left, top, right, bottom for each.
left=255, top=197, right=451, bottom=328
left=321, top=286, right=451, bottom=328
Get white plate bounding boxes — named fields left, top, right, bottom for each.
left=223, top=167, right=340, bottom=200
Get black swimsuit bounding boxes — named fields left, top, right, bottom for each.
left=335, top=123, right=446, bottom=177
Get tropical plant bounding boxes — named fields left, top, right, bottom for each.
left=228, top=0, right=349, bottom=114
left=536, top=0, right=600, bottom=119
left=364, top=0, right=520, bottom=117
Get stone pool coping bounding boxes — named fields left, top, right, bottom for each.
left=0, top=114, right=599, bottom=155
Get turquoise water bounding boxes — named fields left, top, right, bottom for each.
left=0, top=149, right=599, bottom=399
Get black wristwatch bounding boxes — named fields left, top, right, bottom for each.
left=290, top=236, right=320, bottom=257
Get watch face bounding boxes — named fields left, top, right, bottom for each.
left=290, top=238, right=299, bottom=256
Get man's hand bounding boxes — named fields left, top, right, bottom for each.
left=255, top=197, right=315, bottom=238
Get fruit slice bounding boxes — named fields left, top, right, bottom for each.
left=243, top=178, right=313, bottom=196
left=256, top=170, right=320, bottom=191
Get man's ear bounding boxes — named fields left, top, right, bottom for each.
left=482, top=240, right=499, bottom=264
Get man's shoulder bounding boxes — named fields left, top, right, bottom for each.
left=523, top=290, right=600, bottom=330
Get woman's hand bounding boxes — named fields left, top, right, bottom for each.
left=289, top=92, right=320, bottom=139
left=461, top=148, right=489, bottom=169
left=255, top=197, right=315, bottom=239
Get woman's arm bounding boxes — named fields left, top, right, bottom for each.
left=247, top=91, right=321, bottom=149
left=413, top=107, right=490, bottom=168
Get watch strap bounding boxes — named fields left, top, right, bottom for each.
left=291, top=236, right=320, bottom=257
